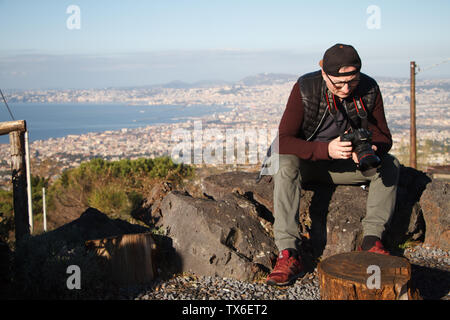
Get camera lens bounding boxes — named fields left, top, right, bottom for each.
left=358, top=153, right=381, bottom=176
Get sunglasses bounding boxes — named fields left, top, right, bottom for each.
left=325, top=73, right=360, bottom=89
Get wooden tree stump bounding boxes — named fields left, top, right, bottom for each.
left=318, top=251, right=421, bottom=300
left=86, top=232, right=157, bottom=286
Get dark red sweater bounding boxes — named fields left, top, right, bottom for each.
left=278, top=82, right=393, bottom=161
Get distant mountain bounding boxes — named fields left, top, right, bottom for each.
left=159, top=73, right=298, bottom=89
left=161, top=80, right=194, bottom=89
left=238, top=73, right=297, bottom=86
left=160, top=79, right=232, bottom=89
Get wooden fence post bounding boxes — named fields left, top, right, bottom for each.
left=10, top=130, right=29, bottom=242
left=3, top=121, right=30, bottom=243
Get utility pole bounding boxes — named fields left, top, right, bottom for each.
left=410, top=61, right=417, bottom=169
left=42, top=187, right=47, bottom=232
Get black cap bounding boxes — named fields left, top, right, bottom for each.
left=320, top=43, right=361, bottom=77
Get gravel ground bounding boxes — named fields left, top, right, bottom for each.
left=403, top=245, right=450, bottom=300
left=119, top=272, right=320, bottom=301
left=118, top=245, right=449, bottom=300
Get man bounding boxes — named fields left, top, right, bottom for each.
left=260, top=44, right=400, bottom=286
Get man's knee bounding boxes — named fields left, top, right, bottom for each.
left=278, top=154, right=301, bottom=169
left=274, top=154, right=301, bottom=181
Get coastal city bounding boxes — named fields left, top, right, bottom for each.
left=0, top=74, right=449, bottom=187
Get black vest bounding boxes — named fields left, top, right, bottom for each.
left=297, top=70, right=379, bottom=141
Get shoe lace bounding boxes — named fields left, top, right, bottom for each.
left=273, top=255, right=298, bottom=272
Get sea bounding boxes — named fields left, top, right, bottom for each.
left=0, top=103, right=230, bottom=143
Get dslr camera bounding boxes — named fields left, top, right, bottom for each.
left=340, top=128, right=381, bottom=176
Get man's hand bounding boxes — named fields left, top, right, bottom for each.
left=328, top=136, right=353, bottom=159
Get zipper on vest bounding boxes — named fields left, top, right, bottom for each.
left=306, top=107, right=329, bottom=141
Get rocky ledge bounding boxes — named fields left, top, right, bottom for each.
left=147, top=166, right=447, bottom=278
left=5, top=165, right=447, bottom=300
left=126, top=165, right=448, bottom=300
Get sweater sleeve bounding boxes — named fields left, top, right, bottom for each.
left=278, top=83, right=330, bottom=161
left=367, top=89, right=393, bottom=156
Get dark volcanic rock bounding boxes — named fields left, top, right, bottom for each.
left=40, top=207, right=150, bottom=245
left=301, top=184, right=366, bottom=259
left=420, top=179, right=450, bottom=250
left=200, top=171, right=368, bottom=259
left=134, top=181, right=174, bottom=227
left=198, top=166, right=434, bottom=260
left=202, top=171, right=274, bottom=213
left=159, top=191, right=277, bottom=281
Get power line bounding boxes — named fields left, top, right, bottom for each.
left=0, top=88, right=15, bottom=121
left=417, top=58, right=450, bottom=74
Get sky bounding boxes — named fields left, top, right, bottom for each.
left=0, top=0, right=450, bottom=89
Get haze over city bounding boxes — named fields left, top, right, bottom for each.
left=1, top=0, right=450, bottom=89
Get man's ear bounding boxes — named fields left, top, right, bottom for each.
left=320, top=68, right=327, bottom=80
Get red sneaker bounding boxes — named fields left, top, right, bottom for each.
left=266, top=249, right=305, bottom=286
left=358, top=240, right=390, bottom=255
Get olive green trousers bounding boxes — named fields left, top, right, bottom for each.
left=272, top=153, right=400, bottom=251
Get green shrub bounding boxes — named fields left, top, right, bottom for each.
left=87, top=185, right=131, bottom=219
left=48, top=156, right=193, bottom=223
left=0, top=190, right=13, bottom=242
left=77, top=156, right=193, bottom=181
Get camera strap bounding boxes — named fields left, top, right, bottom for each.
left=325, top=90, right=369, bottom=131
left=353, top=96, right=369, bottom=130
left=325, top=90, right=338, bottom=116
